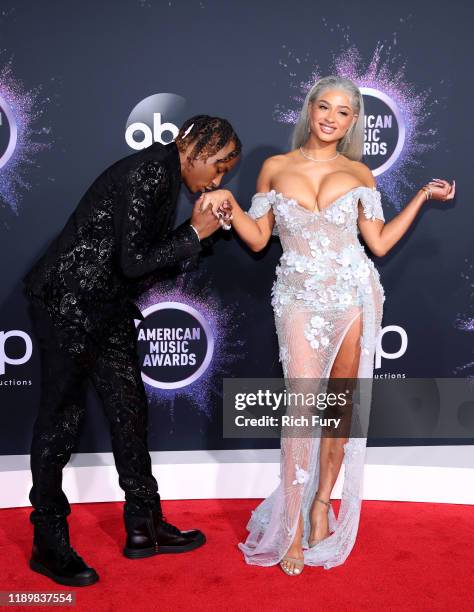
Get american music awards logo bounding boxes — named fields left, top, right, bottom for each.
left=136, top=301, right=214, bottom=390
left=0, top=93, right=17, bottom=170
left=125, top=93, right=188, bottom=150
left=133, top=275, right=244, bottom=413
left=359, top=87, right=405, bottom=177
left=0, top=60, right=51, bottom=214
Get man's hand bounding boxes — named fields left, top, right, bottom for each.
left=196, top=189, right=233, bottom=215
left=196, top=190, right=234, bottom=230
left=190, top=200, right=222, bottom=240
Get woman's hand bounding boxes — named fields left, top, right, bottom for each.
left=216, top=200, right=233, bottom=228
left=421, top=178, right=456, bottom=203
left=196, top=190, right=234, bottom=229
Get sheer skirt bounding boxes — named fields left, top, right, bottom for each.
left=238, top=276, right=384, bottom=569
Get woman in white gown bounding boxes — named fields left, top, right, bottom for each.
left=198, top=75, right=455, bottom=575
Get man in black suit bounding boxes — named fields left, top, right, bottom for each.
left=22, top=115, right=240, bottom=586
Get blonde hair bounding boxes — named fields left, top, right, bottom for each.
left=291, top=75, right=365, bottom=161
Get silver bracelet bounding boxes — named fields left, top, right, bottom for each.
left=189, top=223, right=200, bottom=241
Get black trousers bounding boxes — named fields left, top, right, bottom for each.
left=27, top=295, right=162, bottom=525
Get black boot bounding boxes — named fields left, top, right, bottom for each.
left=29, top=515, right=99, bottom=587
left=123, top=507, right=206, bottom=559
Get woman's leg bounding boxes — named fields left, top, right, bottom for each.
left=310, top=312, right=362, bottom=544
left=278, top=309, right=322, bottom=574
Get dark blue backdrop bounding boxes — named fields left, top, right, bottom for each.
left=0, top=0, right=472, bottom=455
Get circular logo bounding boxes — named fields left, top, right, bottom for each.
left=137, top=301, right=214, bottom=389
left=0, top=94, right=17, bottom=169
left=360, top=87, right=405, bottom=176
left=125, top=93, right=188, bottom=150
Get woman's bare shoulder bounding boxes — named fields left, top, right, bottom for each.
left=256, top=153, right=292, bottom=189
left=259, top=151, right=297, bottom=177
left=261, top=152, right=293, bottom=169
left=348, top=159, right=377, bottom=188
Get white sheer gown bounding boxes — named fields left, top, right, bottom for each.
left=238, top=186, right=386, bottom=570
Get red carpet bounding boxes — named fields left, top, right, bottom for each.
left=0, top=499, right=472, bottom=611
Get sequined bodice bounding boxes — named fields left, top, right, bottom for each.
left=246, top=186, right=386, bottom=316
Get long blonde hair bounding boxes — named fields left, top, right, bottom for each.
left=291, top=75, right=365, bottom=161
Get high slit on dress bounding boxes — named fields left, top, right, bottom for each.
left=238, top=186, right=385, bottom=570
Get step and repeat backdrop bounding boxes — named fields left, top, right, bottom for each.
left=0, top=0, right=472, bottom=461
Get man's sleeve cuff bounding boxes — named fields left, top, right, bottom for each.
left=173, top=220, right=204, bottom=260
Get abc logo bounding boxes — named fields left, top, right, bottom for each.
left=375, top=325, right=408, bottom=369
left=125, top=93, right=188, bottom=150
left=0, top=330, right=33, bottom=375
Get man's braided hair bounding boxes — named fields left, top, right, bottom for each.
left=176, top=115, right=241, bottom=164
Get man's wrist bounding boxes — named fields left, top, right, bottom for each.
left=189, top=223, right=201, bottom=241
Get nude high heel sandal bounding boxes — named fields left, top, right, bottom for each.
left=280, top=556, right=305, bottom=576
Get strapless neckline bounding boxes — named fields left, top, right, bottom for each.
left=256, top=185, right=377, bottom=216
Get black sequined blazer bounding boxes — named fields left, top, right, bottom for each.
left=23, top=140, right=205, bottom=336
